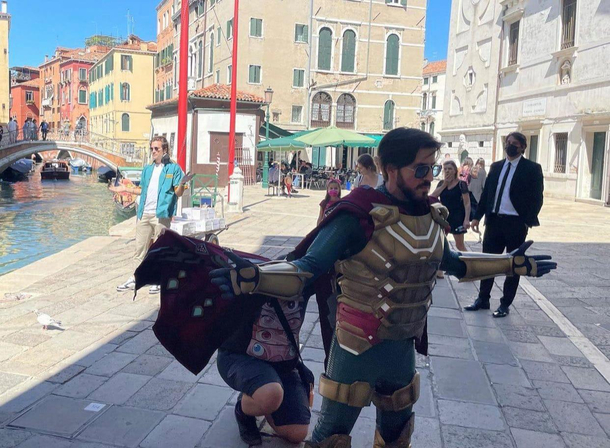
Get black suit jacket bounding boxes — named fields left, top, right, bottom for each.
left=474, top=156, right=544, bottom=227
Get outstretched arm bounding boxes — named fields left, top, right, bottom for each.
left=210, top=213, right=367, bottom=300
left=440, top=240, right=557, bottom=281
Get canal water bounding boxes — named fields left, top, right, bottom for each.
left=0, top=170, right=129, bottom=276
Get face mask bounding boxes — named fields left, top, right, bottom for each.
left=505, top=144, right=520, bottom=157
left=328, top=190, right=339, bottom=197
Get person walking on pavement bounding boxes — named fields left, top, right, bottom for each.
left=465, top=132, right=544, bottom=318
left=111, top=135, right=193, bottom=294
left=8, top=118, right=17, bottom=143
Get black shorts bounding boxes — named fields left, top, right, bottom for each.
left=217, top=350, right=311, bottom=427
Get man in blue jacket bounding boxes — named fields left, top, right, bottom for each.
left=112, top=135, right=192, bottom=294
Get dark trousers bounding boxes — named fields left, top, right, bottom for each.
left=478, top=214, right=528, bottom=308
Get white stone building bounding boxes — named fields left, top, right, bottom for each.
left=419, top=60, right=446, bottom=145
left=495, top=0, right=610, bottom=204
left=440, top=0, right=502, bottom=163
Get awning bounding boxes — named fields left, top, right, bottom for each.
left=259, top=122, right=293, bottom=140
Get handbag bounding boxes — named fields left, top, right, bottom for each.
left=269, top=298, right=315, bottom=408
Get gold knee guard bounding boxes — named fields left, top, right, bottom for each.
left=318, top=374, right=374, bottom=408
left=305, top=434, right=352, bottom=448
left=372, top=413, right=415, bottom=448
left=372, top=372, right=420, bottom=412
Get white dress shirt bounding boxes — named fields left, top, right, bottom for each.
left=493, top=155, right=522, bottom=216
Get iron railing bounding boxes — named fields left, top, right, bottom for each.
left=554, top=133, right=568, bottom=173
left=235, top=146, right=256, bottom=186
left=561, top=0, right=577, bottom=49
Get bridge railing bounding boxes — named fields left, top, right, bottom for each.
left=0, top=128, right=146, bottom=163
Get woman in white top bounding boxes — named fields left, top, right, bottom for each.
left=352, top=153, right=384, bottom=189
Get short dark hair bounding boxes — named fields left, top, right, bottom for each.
left=506, top=132, right=527, bottom=150
left=378, top=128, right=442, bottom=177
left=152, top=135, right=170, bottom=154
left=357, top=153, right=377, bottom=172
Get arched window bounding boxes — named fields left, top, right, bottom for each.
left=120, top=83, right=130, bottom=101
left=422, top=93, right=427, bottom=110
left=318, top=28, right=333, bottom=71
left=121, top=113, right=130, bottom=132
left=336, top=94, right=356, bottom=129
left=383, top=100, right=395, bottom=130
left=429, top=121, right=435, bottom=136
left=385, top=34, right=400, bottom=76
left=198, top=41, right=203, bottom=78
left=311, top=92, right=332, bottom=127
left=208, top=34, right=214, bottom=74
left=341, top=30, right=356, bottom=73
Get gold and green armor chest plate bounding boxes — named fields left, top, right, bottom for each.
left=334, top=203, right=447, bottom=355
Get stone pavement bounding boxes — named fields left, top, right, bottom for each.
left=1, top=186, right=610, bottom=447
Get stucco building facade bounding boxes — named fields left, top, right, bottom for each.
left=9, top=67, right=40, bottom=129
left=154, top=0, right=175, bottom=104
left=88, top=36, right=156, bottom=160
left=419, top=60, right=446, bottom=146
left=0, top=1, right=11, bottom=126
left=171, top=0, right=426, bottom=137
left=495, top=0, right=610, bottom=204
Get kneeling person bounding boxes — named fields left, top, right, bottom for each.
left=217, top=292, right=312, bottom=445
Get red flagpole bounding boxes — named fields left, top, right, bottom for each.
left=176, top=0, right=189, bottom=171
left=228, top=0, right=239, bottom=178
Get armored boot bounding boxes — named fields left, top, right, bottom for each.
left=305, top=434, right=352, bottom=448
left=372, top=414, right=415, bottom=448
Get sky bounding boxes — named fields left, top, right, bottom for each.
left=8, top=0, right=451, bottom=68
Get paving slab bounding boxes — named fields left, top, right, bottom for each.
left=544, top=399, right=606, bottom=437
left=520, top=360, right=570, bottom=383
left=8, top=395, right=109, bottom=437
left=533, top=380, right=584, bottom=403
left=579, top=390, right=610, bottom=414
left=502, top=406, right=557, bottom=433
left=121, top=354, right=172, bottom=376
left=511, top=428, right=566, bottom=448
left=441, top=425, right=513, bottom=448
left=466, top=326, right=505, bottom=343
left=428, top=316, right=466, bottom=338
left=413, top=368, right=435, bottom=418
left=562, top=366, right=610, bottom=391
left=438, top=399, right=504, bottom=430
left=0, top=380, right=57, bottom=413
left=563, top=433, right=610, bottom=448
left=173, top=383, right=233, bottom=421
left=15, top=434, right=72, bottom=448
left=492, top=383, right=546, bottom=411
left=141, top=414, right=211, bottom=448
left=157, top=359, right=203, bottom=383
left=430, top=357, right=496, bottom=405
left=410, top=416, right=442, bottom=448
left=0, top=372, right=29, bottom=395
left=0, top=428, right=33, bottom=447
left=199, top=406, right=249, bottom=448
left=115, top=330, right=159, bottom=355
left=54, top=374, right=107, bottom=399
left=85, top=352, right=137, bottom=377
left=508, top=341, right=555, bottom=362
left=88, top=372, right=151, bottom=405
left=485, top=364, right=531, bottom=387
left=124, top=378, right=193, bottom=411
left=77, top=406, right=165, bottom=448
left=538, top=336, right=584, bottom=357
left=473, top=340, right=518, bottom=366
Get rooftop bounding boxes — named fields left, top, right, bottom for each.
left=423, top=60, right=447, bottom=76
left=149, top=84, right=264, bottom=108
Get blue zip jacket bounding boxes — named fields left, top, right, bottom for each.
left=137, top=161, right=184, bottom=220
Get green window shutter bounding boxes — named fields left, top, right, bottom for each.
left=383, top=101, right=394, bottom=130
left=341, top=30, right=356, bottom=73
left=120, top=83, right=124, bottom=101
left=209, top=37, right=214, bottom=73
left=401, top=0, right=407, bottom=5
left=318, top=28, right=332, bottom=71
left=250, top=18, right=262, bottom=37
left=110, top=83, right=114, bottom=100
left=304, top=25, right=309, bottom=43
left=217, top=28, right=221, bottom=45
left=293, top=69, right=298, bottom=86
left=385, top=34, right=399, bottom=75
left=128, top=55, right=133, bottom=71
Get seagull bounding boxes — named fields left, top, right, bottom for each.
left=34, top=310, right=62, bottom=330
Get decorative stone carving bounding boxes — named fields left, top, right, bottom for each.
left=459, top=0, right=473, bottom=33
left=560, top=60, right=571, bottom=85
left=464, top=67, right=476, bottom=91
left=473, top=85, right=488, bottom=113
left=451, top=94, right=463, bottom=116
left=477, top=38, right=492, bottom=67
left=454, top=46, right=468, bottom=75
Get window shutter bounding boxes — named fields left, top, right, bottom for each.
left=293, top=69, right=298, bottom=86
left=318, top=28, right=332, bottom=71
left=304, top=25, right=309, bottom=43
left=341, top=30, right=356, bottom=73
left=120, top=83, right=124, bottom=101
left=401, top=0, right=407, bottom=6
left=110, top=83, right=114, bottom=100
left=385, top=35, right=399, bottom=75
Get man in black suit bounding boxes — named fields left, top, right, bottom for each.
left=464, top=132, right=544, bottom=318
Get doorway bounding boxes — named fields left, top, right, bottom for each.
left=590, top=132, right=606, bottom=200
left=528, top=135, right=539, bottom=163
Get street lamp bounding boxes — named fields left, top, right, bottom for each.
left=262, top=86, right=274, bottom=188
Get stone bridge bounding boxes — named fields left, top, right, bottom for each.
left=0, top=140, right=142, bottom=174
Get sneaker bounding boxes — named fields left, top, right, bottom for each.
left=235, top=396, right=262, bottom=446
left=149, top=285, right=160, bottom=295
left=117, top=277, right=135, bottom=292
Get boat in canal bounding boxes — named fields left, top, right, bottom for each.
left=41, top=160, right=70, bottom=180
left=0, top=159, right=33, bottom=182
left=97, top=166, right=116, bottom=183
left=69, top=158, right=92, bottom=173
left=112, top=167, right=142, bottom=216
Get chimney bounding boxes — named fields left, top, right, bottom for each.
left=1, top=2, right=7, bottom=14
left=45, top=55, right=48, bottom=62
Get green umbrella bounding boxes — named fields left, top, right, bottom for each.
left=294, top=126, right=376, bottom=147
left=256, top=135, right=306, bottom=152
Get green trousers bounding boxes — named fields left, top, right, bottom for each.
left=311, top=335, right=416, bottom=443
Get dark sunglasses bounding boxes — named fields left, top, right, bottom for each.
left=150, top=147, right=162, bottom=152
left=406, top=164, right=442, bottom=178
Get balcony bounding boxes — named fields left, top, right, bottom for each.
left=42, top=98, right=52, bottom=108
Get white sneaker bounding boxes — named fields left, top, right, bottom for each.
left=149, top=285, right=160, bottom=295
left=117, top=277, right=136, bottom=292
